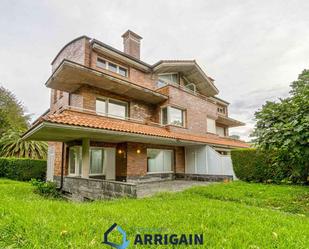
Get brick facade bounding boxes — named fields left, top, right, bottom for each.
left=44, top=33, right=245, bottom=182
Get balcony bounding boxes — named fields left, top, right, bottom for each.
left=216, top=114, right=245, bottom=127
left=45, top=60, right=168, bottom=104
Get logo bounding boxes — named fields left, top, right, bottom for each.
left=103, top=224, right=204, bottom=248
left=103, top=223, right=130, bottom=249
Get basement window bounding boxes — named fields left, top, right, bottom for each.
left=96, top=57, right=128, bottom=77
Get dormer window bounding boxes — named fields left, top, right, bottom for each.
left=158, top=73, right=179, bottom=84
left=96, top=57, right=128, bottom=77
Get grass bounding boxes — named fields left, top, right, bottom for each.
left=0, top=179, right=308, bottom=248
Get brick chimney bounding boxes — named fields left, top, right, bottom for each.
left=122, top=30, right=142, bottom=60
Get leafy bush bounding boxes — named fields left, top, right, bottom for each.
left=0, top=157, right=46, bottom=181
left=231, top=149, right=304, bottom=184
left=251, top=69, right=309, bottom=183
left=30, top=179, right=61, bottom=198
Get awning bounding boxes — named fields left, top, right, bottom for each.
left=45, top=60, right=168, bottom=104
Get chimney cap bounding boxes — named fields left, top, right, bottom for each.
left=121, top=30, right=143, bottom=40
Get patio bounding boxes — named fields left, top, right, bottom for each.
left=136, top=180, right=213, bottom=198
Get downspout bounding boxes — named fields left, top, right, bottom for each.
left=59, top=142, right=65, bottom=190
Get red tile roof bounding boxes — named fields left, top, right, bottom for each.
left=37, top=109, right=249, bottom=148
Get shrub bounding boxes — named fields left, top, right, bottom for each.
left=30, top=179, right=61, bottom=198
left=231, top=149, right=302, bottom=184
left=0, top=157, right=46, bottom=181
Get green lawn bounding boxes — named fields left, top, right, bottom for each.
left=0, top=179, right=308, bottom=248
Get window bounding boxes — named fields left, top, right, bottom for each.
left=97, top=58, right=106, bottom=68
left=90, top=148, right=104, bottom=175
left=158, top=73, right=179, bottom=84
left=96, top=98, right=128, bottom=119
left=147, top=149, right=173, bottom=173
left=161, top=106, right=184, bottom=127
left=108, top=99, right=127, bottom=118
left=119, top=67, right=128, bottom=77
left=69, top=146, right=82, bottom=176
left=68, top=146, right=105, bottom=176
left=96, top=99, right=106, bottom=114
left=216, top=126, right=225, bottom=136
left=96, top=57, right=128, bottom=77
left=217, top=107, right=226, bottom=114
left=108, top=62, right=117, bottom=73
left=207, top=118, right=216, bottom=134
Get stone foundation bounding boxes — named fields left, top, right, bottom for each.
left=53, top=173, right=232, bottom=201
left=55, top=176, right=137, bottom=201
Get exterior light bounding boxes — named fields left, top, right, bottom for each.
left=136, top=149, right=141, bottom=154
left=118, top=149, right=123, bottom=154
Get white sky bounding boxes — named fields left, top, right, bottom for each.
left=1, top=0, right=309, bottom=141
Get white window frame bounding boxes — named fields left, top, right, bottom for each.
left=207, top=118, right=216, bottom=134
left=96, top=97, right=128, bottom=119
left=158, top=73, right=179, bottom=85
left=96, top=57, right=128, bottom=77
left=217, top=106, right=226, bottom=114
left=68, top=146, right=106, bottom=177
left=160, top=106, right=185, bottom=127
left=68, top=146, right=82, bottom=177
left=147, top=148, right=174, bottom=174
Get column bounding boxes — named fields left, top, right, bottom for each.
left=82, top=138, right=90, bottom=178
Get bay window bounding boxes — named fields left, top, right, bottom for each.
left=161, top=106, right=185, bottom=127
left=96, top=98, right=128, bottom=119
left=147, top=149, right=173, bottom=173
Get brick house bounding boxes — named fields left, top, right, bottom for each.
left=23, top=30, right=249, bottom=199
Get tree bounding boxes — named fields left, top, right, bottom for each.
left=0, top=86, right=30, bottom=135
left=0, top=130, right=47, bottom=159
left=252, top=69, right=309, bottom=183
left=0, top=86, right=47, bottom=159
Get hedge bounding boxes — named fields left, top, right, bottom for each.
left=231, top=149, right=291, bottom=183
left=0, top=157, right=46, bottom=181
